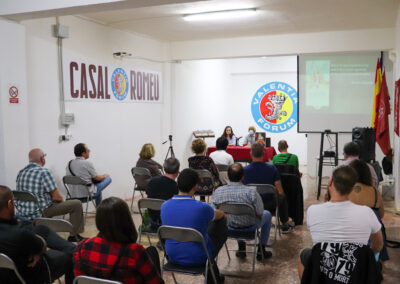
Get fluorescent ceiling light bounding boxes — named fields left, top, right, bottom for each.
left=183, top=8, right=256, bottom=22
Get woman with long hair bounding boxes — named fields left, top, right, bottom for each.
left=221, top=126, right=236, bottom=146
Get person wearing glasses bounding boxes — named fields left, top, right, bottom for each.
left=16, top=148, right=85, bottom=242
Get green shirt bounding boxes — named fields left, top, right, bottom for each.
left=272, top=153, right=299, bottom=168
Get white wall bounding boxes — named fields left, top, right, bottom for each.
left=0, top=18, right=31, bottom=187
left=171, top=56, right=307, bottom=168
left=21, top=16, right=172, bottom=200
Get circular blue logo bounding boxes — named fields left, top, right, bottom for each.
left=111, top=68, right=129, bottom=101
left=251, top=81, right=298, bottom=133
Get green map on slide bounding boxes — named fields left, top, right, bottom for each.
left=306, top=60, right=330, bottom=109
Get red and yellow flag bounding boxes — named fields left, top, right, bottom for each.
left=371, top=59, right=382, bottom=128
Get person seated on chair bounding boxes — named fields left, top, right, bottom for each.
left=146, top=157, right=180, bottom=227
left=0, top=186, right=74, bottom=284
left=16, top=148, right=85, bottom=242
left=212, top=163, right=273, bottom=260
left=343, top=141, right=379, bottom=189
left=74, top=197, right=163, bottom=284
left=161, top=169, right=227, bottom=284
left=67, top=143, right=112, bottom=207
left=221, top=125, right=237, bottom=146
left=210, top=137, right=234, bottom=166
left=136, top=143, right=163, bottom=177
left=298, top=166, right=383, bottom=280
left=242, top=126, right=256, bottom=147
left=243, top=142, right=293, bottom=233
left=188, top=138, right=221, bottom=189
left=273, top=139, right=302, bottom=169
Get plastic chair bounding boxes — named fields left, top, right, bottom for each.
left=216, top=202, right=263, bottom=276
left=0, top=253, right=26, bottom=284
left=73, top=275, right=122, bottom=284
left=157, top=225, right=218, bottom=284
left=193, top=169, right=217, bottom=202
left=216, top=164, right=229, bottom=185
left=248, top=184, right=280, bottom=244
left=137, top=198, right=165, bottom=245
left=13, top=190, right=43, bottom=217
left=63, top=175, right=95, bottom=223
left=131, top=167, right=152, bottom=212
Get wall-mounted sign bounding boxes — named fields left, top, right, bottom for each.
left=63, top=58, right=162, bottom=103
left=9, top=86, right=19, bottom=104
left=251, top=81, right=298, bottom=133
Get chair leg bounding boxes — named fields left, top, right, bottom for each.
left=138, top=227, right=142, bottom=244
left=147, top=234, right=152, bottom=246
left=171, top=272, right=178, bottom=284
left=225, top=242, right=231, bottom=261
left=130, top=188, right=136, bottom=212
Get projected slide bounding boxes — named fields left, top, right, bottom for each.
left=298, top=52, right=381, bottom=132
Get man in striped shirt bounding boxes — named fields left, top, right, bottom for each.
left=212, top=163, right=273, bottom=259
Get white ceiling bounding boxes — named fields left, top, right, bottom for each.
left=3, top=0, right=399, bottom=42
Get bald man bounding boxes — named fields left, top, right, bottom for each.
left=16, top=148, right=85, bottom=242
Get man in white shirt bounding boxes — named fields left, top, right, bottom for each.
left=298, top=165, right=383, bottom=279
left=210, top=137, right=234, bottom=166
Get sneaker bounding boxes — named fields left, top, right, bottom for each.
left=235, top=242, right=246, bottom=259
left=257, top=246, right=272, bottom=260
left=281, top=224, right=294, bottom=234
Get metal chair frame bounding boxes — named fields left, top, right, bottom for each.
left=0, top=253, right=26, bottom=284
left=248, top=183, right=281, bottom=244
left=216, top=202, right=263, bottom=276
left=137, top=198, right=165, bottom=245
left=63, top=175, right=96, bottom=224
left=33, top=217, right=74, bottom=235
left=73, top=275, right=122, bottom=284
left=130, top=167, right=152, bottom=213
left=157, top=225, right=218, bottom=284
left=13, top=190, right=43, bottom=217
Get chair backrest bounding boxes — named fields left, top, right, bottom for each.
left=194, top=169, right=215, bottom=194
left=248, top=184, right=278, bottom=203
left=63, top=175, right=93, bottom=199
left=216, top=202, right=258, bottom=225
left=73, top=275, right=122, bottom=284
left=216, top=164, right=229, bottom=185
left=138, top=198, right=164, bottom=211
left=215, top=164, right=229, bottom=172
left=13, top=190, right=43, bottom=215
left=131, top=167, right=152, bottom=189
left=0, top=253, right=26, bottom=284
left=33, top=217, right=74, bottom=234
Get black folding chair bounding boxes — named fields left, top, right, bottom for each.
left=216, top=202, right=264, bottom=276
left=131, top=167, right=151, bottom=213
left=137, top=198, right=165, bottom=245
left=248, top=184, right=280, bottom=244
left=157, top=225, right=218, bottom=284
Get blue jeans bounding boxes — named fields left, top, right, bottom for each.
left=93, top=176, right=112, bottom=206
left=229, top=210, right=272, bottom=246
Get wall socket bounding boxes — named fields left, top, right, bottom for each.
left=59, top=134, right=72, bottom=142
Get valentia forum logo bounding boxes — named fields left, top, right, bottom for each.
left=251, top=81, right=298, bottom=133
left=111, top=68, right=129, bottom=101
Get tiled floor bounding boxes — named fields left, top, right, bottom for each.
left=80, top=173, right=400, bottom=283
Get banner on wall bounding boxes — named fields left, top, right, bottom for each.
left=63, top=58, right=162, bottom=103
left=395, top=79, right=400, bottom=136
left=251, top=81, right=298, bottom=133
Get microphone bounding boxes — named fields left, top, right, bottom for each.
left=236, top=137, right=242, bottom=146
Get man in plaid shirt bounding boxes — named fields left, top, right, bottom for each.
left=16, top=148, right=85, bottom=241
left=212, top=163, right=273, bottom=259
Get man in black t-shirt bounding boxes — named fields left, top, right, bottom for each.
left=146, top=157, right=180, bottom=225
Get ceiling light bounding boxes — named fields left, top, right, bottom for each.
left=183, top=9, right=256, bottom=22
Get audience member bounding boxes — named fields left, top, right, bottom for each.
left=188, top=138, right=220, bottom=186
left=298, top=166, right=383, bottom=279
left=66, top=143, right=112, bottom=206
left=272, top=140, right=299, bottom=168
left=136, top=143, right=163, bottom=177
left=243, top=143, right=293, bottom=233
left=146, top=157, right=180, bottom=226
left=243, top=126, right=256, bottom=147
left=221, top=125, right=237, bottom=145
left=161, top=169, right=227, bottom=283
left=343, top=142, right=379, bottom=189
left=0, top=186, right=74, bottom=283
left=382, top=148, right=393, bottom=175
left=74, top=197, right=163, bottom=284
left=16, top=148, right=85, bottom=242
left=210, top=137, right=234, bottom=166
left=212, top=163, right=272, bottom=260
